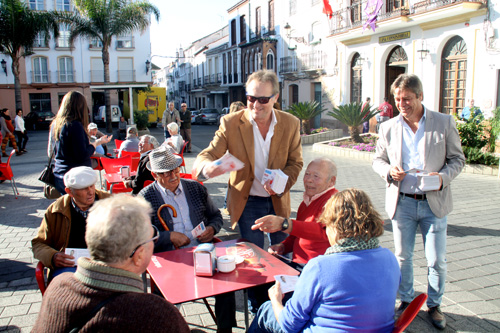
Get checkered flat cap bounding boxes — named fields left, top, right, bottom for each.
left=146, top=145, right=183, bottom=173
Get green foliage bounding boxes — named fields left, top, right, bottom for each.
left=462, top=147, right=499, bottom=166
left=286, top=101, right=325, bottom=134
left=327, top=102, right=380, bottom=143
left=456, top=114, right=488, bottom=149
left=134, top=110, right=149, bottom=130
left=486, top=106, right=500, bottom=152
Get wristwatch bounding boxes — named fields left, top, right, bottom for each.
left=281, top=218, right=289, bottom=231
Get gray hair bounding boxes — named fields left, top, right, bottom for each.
left=167, top=122, right=179, bottom=133
left=246, top=70, right=279, bottom=95
left=390, top=74, right=423, bottom=98
left=85, top=194, right=153, bottom=264
left=310, top=157, right=337, bottom=180
left=141, top=134, right=159, bottom=148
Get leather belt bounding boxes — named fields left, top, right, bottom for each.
left=400, top=192, right=426, bottom=200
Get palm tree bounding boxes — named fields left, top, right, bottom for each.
left=327, top=102, right=380, bottom=143
left=286, top=101, right=325, bottom=135
left=59, top=0, right=160, bottom=133
left=0, top=0, right=58, bottom=111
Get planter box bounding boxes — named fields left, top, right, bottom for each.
left=313, top=136, right=500, bottom=177
left=301, top=129, right=343, bottom=145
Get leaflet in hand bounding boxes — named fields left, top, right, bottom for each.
left=261, top=169, right=288, bottom=195
left=274, top=274, right=299, bottom=294
left=212, top=152, right=244, bottom=173
left=64, top=248, right=90, bottom=266
left=404, top=169, right=441, bottom=191
left=191, top=221, right=206, bottom=238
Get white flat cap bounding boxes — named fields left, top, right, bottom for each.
left=64, top=166, right=98, bottom=189
left=88, top=122, right=98, bottom=130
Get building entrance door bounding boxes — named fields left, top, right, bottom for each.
left=385, top=46, right=408, bottom=116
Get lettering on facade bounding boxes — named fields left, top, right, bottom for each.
left=379, top=31, right=411, bottom=44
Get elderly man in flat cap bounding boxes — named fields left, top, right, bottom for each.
left=33, top=195, right=190, bottom=333
left=139, top=146, right=236, bottom=333
left=32, top=166, right=111, bottom=279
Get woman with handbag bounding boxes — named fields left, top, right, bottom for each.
left=50, top=91, right=111, bottom=195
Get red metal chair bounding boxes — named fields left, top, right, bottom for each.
left=180, top=172, right=203, bottom=185
left=180, top=140, right=189, bottom=155
left=114, top=139, right=124, bottom=150
left=120, top=151, right=141, bottom=172
left=100, top=156, right=132, bottom=192
left=35, top=261, right=48, bottom=295
left=393, top=293, right=428, bottom=333
left=0, top=150, right=19, bottom=198
left=174, top=153, right=186, bottom=173
left=90, top=156, right=104, bottom=189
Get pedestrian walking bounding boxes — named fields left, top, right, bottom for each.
left=376, top=97, right=393, bottom=133
left=14, top=109, right=29, bottom=153
left=161, top=102, right=180, bottom=140
left=1, top=108, right=22, bottom=157
left=178, top=103, right=192, bottom=153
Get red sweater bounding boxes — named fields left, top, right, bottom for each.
left=281, top=188, right=338, bottom=264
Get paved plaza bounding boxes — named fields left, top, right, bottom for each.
left=1, top=128, right=499, bottom=332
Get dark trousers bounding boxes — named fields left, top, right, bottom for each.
left=14, top=130, right=28, bottom=150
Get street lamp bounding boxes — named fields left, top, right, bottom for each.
left=1, top=59, right=7, bottom=76
left=283, top=23, right=308, bottom=45
left=145, top=60, right=151, bottom=74
left=417, top=40, right=430, bottom=61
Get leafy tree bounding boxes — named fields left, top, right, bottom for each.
left=58, top=0, right=159, bottom=133
left=0, top=0, right=58, bottom=111
left=327, top=102, right=380, bottom=143
left=286, top=101, right=325, bottom=135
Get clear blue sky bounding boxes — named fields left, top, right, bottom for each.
left=149, top=0, right=237, bottom=68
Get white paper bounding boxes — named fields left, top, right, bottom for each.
left=261, top=169, right=288, bottom=194
left=191, top=221, right=206, bottom=238
left=418, top=174, right=441, bottom=191
left=64, top=248, right=90, bottom=266
left=274, top=274, right=299, bottom=294
left=212, top=152, right=244, bottom=173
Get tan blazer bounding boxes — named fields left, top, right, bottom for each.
left=372, top=109, right=465, bottom=219
left=195, top=109, right=303, bottom=229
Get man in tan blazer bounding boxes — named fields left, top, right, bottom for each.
left=373, top=74, right=465, bottom=330
left=193, top=70, right=303, bottom=251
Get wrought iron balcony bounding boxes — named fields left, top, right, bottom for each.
left=31, top=71, right=50, bottom=84
left=118, top=70, right=136, bottom=82
left=56, top=70, right=76, bottom=83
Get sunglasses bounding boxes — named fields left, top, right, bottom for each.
left=246, top=94, right=275, bottom=104
left=129, top=225, right=159, bottom=258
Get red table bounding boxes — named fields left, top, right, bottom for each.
left=147, top=239, right=299, bottom=329
left=103, top=171, right=136, bottom=184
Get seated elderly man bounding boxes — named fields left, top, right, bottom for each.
left=119, top=127, right=139, bottom=155
left=87, top=123, right=106, bottom=156
left=123, top=134, right=159, bottom=194
left=32, top=194, right=190, bottom=333
left=163, top=122, right=183, bottom=154
left=32, top=166, right=111, bottom=278
left=139, top=146, right=235, bottom=332
left=252, top=158, right=338, bottom=271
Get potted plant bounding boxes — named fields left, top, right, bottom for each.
left=327, top=102, right=380, bottom=143
left=286, top=101, right=325, bottom=135
left=134, top=110, right=150, bottom=136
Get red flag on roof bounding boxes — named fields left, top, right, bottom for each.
left=323, top=0, right=333, bottom=19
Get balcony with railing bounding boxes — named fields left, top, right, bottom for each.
left=56, top=71, right=76, bottom=83
left=217, top=73, right=222, bottom=83
left=280, top=51, right=327, bottom=75
left=279, top=56, right=298, bottom=74
left=118, top=70, right=136, bottom=82
left=91, top=70, right=104, bottom=82
left=31, top=71, right=51, bottom=84
left=328, top=0, right=487, bottom=35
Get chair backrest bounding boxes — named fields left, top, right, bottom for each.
left=119, top=151, right=141, bottom=172
left=100, top=155, right=132, bottom=174
left=90, top=156, right=103, bottom=171
left=144, top=180, right=154, bottom=187
left=180, top=141, right=189, bottom=156
left=35, top=261, right=47, bottom=295
left=180, top=173, right=203, bottom=185
left=0, top=149, right=15, bottom=179
left=393, top=293, right=428, bottom=333
left=114, top=139, right=124, bottom=149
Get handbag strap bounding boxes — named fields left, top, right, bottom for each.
left=69, top=293, right=120, bottom=333
left=47, top=145, right=56, bottom=168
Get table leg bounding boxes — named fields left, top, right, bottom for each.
left=244, top=289, right=249, bottom=331
left=202, top=297, right=217, bottom=324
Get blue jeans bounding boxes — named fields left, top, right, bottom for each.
left=248, top=300, right=285, bottom=333
left=238, top=196, right=288, bottom=249
left=392, top=194, right=447, bottom=307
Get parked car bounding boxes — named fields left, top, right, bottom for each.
left=94, top=105, right=122, bottom=124
left=24, top=111, right=55, bottom=130
left=196, top=108, right=219, bottom=125
left=191, top=110, right=200, bottom=124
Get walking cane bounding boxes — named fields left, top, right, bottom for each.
left=157, top=204, right=179, bottom=249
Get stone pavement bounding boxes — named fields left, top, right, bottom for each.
left=1, top=128, right=500, bottom=332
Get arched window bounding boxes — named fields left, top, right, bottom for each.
left=255, top=51, right=262, bottom=70
left=32, top=57, right=49, bottom=83
left=58, top=56, right=74, bottom=83
left=350, top=53, right=362, bottom=103
left=440, top=36, right=467, bottom=115
left=266, top=50, right=275, bottom=70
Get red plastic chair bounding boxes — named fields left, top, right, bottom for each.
left=120, top=151, right=141, bottom=172
left=144, top=180, right=154, bottom=187
left=393, top=293, right=428, bottom=333
left=180, top=140, right=189, bottom=155
left=35, top=261, right=48, bottom=295
left=100, top=156, right=132, bottom=191
left=90, top=156, right=104, bottom=188
left=180, top=173, right=203, bottom=185
left=174, top=153, right=186, bottom=173
left=0, top=150, right=19, bottom=198
left=114, top=139, right=124, bottom=150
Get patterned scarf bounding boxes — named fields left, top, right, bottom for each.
left=325, top=237, right=380, bottom=255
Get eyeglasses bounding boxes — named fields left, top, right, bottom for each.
left=246, top=94, right=275, bottom=104
left=181, top=105, right=187, bottom=107
left=129, top=225, right=159, bottom=258
left=158, top=167, right=180, bottom=178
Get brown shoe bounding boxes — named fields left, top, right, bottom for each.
left=15, top=151, right=23, bottom=156
left=428, top=306, right=446, bottom=330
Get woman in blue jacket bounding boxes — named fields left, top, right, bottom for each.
left=250, top=188, right=401, bottom=333
left=51, top=91, right=111, bottom=194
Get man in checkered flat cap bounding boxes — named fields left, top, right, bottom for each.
left=138, top=146, right=235, bottom=332
left=32, top=166, right=111, bottom=279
